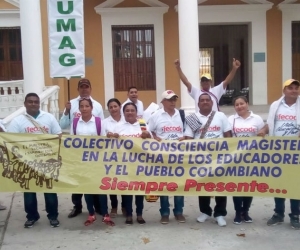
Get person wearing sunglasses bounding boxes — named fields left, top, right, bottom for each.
left=60, top=79, right=104, bottom=219
left=228, top=96, right=264, bottom=225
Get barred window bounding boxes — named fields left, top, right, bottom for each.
left=112, top=25, right=156, bottom=91
left=0, top=28, right=23, bottom=81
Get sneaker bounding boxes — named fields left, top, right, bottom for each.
left=197, top=213, right=210, bottom=223
left=175, top=214, right=186, bottom=223
left=125, top=216, right=133, bottom=225
left=49, top=219, right=60, bottom=228
left=215, top=216, right=226, bottom=227
left=160, top=215, right=169, bottom=224
left=290, top=214, right=300, bottom=230
left=233, top=213, right=242, bottom=225
left=267, top=213, right=284, bottom=226
left=102, top=214, right=115, bottom=226
left=242, top=212, right=253, bottom=223
left=0, top=204, right=6, bottom=210
left=24, top=219, right=38, bottom=228
left=84, top=215, right=96, bottom=226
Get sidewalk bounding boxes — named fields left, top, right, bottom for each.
left=0, top=192, right=298, bottom=250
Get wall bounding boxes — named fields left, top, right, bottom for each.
left=267, top=1, right=283, bottom=103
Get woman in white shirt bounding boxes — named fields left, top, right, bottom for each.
left=228, top=96, right=265, bottom=225
left=103, top=98, right=124, bottom=218
left=110, top=102, right=151, bottom=225
left=70, top=98, right=114, bottom=227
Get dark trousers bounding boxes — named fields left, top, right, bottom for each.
left=233, top=196, right=253, bottom=213
left=122, top=195, right=144, bottom=217
left=198, top=196, right=227, bottom=217
left=84, top=194, right=108, bottom=216
left=110, top=195, right=118, bottom=209
left=72, top=193, right=101, bottom=212
left=24, top=192, right=58, bottom=220
left=71, top=193, right=83, bottom=210
left=274, top=198, right=300, bottom=217
left=110, top=195, right=125, bottom=209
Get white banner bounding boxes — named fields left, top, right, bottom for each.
left=47, top=0, right=85, bottom=78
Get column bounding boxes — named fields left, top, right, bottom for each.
left=178, top=0, right=199, bottom=112
left=19, top=0, right=45, bottom=94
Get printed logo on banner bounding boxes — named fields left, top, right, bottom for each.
left=0, top=139, right=62, bottom=190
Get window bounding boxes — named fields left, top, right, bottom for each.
left=199, top=48, right=214, bottom=79
left=112, top=25, right=156, bottom=91
left=0, top=28, right=23, bottom=81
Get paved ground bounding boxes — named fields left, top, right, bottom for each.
left=0, top=192, right=299, bottom=250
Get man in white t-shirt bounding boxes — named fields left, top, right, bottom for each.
left=174, top=58, right=241, bottom=111
left=59, top=78, right=104, bottom=218
left=7, top=93, right=62, bottom=228
left=258, top=79, right=300, bottom=230
left=60, top=78, right=104, bottom=129
left=148, top=90, right=185, bottom=224
left=185, top=93, right=232, bottom=227
left=122, top=86, right=144, bottom=119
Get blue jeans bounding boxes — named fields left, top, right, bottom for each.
left=24, top=192, right=58, bottom=220
left=274, top=198, right=300, bottom=217
left=122, top=195, right=144, bottom=216
left=160, top=196, right=184, bottom=216
left=84, top=194, right=108, bottom=216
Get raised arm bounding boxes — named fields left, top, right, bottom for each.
left=174, top=59, right=192, bottom=93
left=222, top=58, right=241, bottom=89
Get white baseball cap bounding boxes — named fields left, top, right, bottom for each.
left=161, top=90, right=178, bottom=101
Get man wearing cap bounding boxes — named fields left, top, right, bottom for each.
left=59, top=78, right=104, bottom=218
left=148, top=90, right=186, bottom=224
left=184, top=93, right=232, bottom=227
left=258, top=79, right=300, bottom=230
left=122, top=86, right=144, bottom=119
left=174, top=58, right=241, bottom=111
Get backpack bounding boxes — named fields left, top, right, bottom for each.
left=73, top=117, right=101, bottom=135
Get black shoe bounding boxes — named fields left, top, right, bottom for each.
left=233, top=212, right=242, bottom=225
left=289, top=214, right=300, bottom=230
left=125, top=217, right=133, bottom=225
left=49, top=219, right=60, bottom=228
left=267, top=213, right=284, bottom=226
left=24, top=219, right=38, bottom=228
left=68, top=208, right=82, bottom=218
left=137, top=217, right=146, bottom=225
left=242, top=212, right=253, bottom=223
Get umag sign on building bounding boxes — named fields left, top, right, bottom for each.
left=47, top=0, right=85, bottom=78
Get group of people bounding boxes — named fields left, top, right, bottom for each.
left=0, top=58, right=299, bottom=230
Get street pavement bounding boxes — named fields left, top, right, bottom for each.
left=0, top=192, right=299, bottom=250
